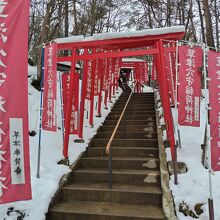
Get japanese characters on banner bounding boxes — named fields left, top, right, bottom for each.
left=102, top=58, right=108, bottom=92
left=165, top=53, right=174, bottom=104
left=108, top=58, right=113, bottom=100
left=85, top=60, right=93, bottom=100
left=42, top=43, right=58, bottom=131
left=62, top=73, right=79, bottom=134
left=142, top=62, right=149, bottom=83
left=170, top=53, right=176, bottom=92
left=108, top=58, right=113, bottom=86
left=178, top=45, right=202, bottom=127
left=208, top=51, right=220, bottom=171
left=0, top=0, right=32, bottom=203
left=151, top=58, right=157, bottom=81
left=114, top=57, right=122, bottom=82
left=113, top=57, right=122, bottom=92
left=94, top=59, right=100, bottom=96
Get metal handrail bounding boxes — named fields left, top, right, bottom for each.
left=106, top=82, right=136, bottom=189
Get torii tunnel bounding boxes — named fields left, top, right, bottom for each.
left=55, top=26, right=185, bottom=161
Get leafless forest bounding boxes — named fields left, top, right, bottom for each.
left=29, top=0, right=219, bottom=67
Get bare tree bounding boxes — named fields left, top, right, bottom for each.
left=202, top=0, right=215, bottom=47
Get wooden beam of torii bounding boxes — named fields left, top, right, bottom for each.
left=54, top=26, right=185, bottom=161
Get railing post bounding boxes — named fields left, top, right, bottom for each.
left=108, top=148, right=112, bottom=189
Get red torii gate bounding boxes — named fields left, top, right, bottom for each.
left=121, top=58, right=149, bottom=92
left=55, top=26, right=185, bottom=161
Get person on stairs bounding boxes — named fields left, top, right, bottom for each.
left=118, top=69, right=127, bottom=91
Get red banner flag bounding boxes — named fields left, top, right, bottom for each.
left=85, top=60, right=93, bottom=100
left=62, top=73, right=79, bottom=134
left=42, top=43, right=58, bottom=131
left=151, top=58, right=157, bottom=81
left=171, top=52, right=176, bottom=93
left=208, top=51, right=220, bottom=171
left=102, top=58, right=108, bottom=92
left=165, top=53, right=174, bottom=104
left=94, top=59, right=100, bottom=96
left=178, top=45, right=202, bottom=127
left=108, top=58, right=113, bottom=101
left=114, top=57, right=122, bottom=91
left=0, top=0, right=32, bottom=204
left=142, top=62, right=149, bottom=83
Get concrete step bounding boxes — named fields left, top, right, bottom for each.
left=119, top=96, right=154, bottom=100
left=114, top=103, right=155, bottom=108
left=110, top=110, right=155, bottom=115
left=80, top=156, right=159, bottom=170
left=131, top=92, right=154, bottom=96
left=107, top=115, right=156, bottom=120
left=86, top=147, right=159, bottom=157
left=48, top=201, right=165, bottom=220
left=94, top=131, right=157, bottom=139
left=114, top=101, right=155, bottom=106
left=62, top=183, right=162, bottom=205
left=103, top=119, right=156, bottom=126
left=112, top=106, right=155, bottom=112
left=70, top=168, right=161, bottom=186
left=89, top=138, right=158, bottom=148
left=118, top=94, right=154, bottom=98
left=98, top=125, right=156, bottom=132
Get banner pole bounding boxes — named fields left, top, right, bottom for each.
left=37, top=46, right=45, bottom=178
left=203, top=44, right=215, bottom=220
left=174, top=40, right=181, bottom=149
left=59, top=72, right=65, bottom=144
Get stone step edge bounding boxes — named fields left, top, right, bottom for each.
left=49, top=201, right=165, bottom=219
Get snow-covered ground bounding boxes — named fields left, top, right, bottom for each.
left=0, top=66, right=220, bottom=219
left=166, top=95, right=220, bottom=219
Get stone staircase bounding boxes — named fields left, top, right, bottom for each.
left=47, top=92, right=166, bottom=220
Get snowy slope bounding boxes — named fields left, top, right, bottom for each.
left=166, top=95, right=220, bottom=219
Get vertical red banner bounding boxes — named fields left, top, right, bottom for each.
left=208, top=51, right=220, bottom=171
left=102, top=58, right=108, bottom=107
left=85, top=60, right=92, bottom=100
left=171, top=52, right=176, bottom=93
left=165, top=53, right=174, bottom=104
left=102, top=58, right=108, bottom=92
left=94, top=59, right=99, bottom=96
left=178, top=45, right=202, bottom=127
left=115, top=58, right=122, bottom=75
left=42, top=43, right=57, bottom=131
left=151, top=58, right=157, bottom=81
left=0, top=0, right=32, bottom=203
left=97, top=59, right=104, bottom=116
left=108, top=58, right=113, bottom=101
left=142, top=62, right=149, bottom=83
left=62, top=73, right=79, bottom=134
left=111, top=58, right=116, bottom=95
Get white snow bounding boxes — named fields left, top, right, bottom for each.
left=166, top=94, right=220, bottom=219
left=122, top=57, right=145, bottom=62
left=55, top=26, right=185, bottom=45
left=85, top=26, right=185, bottom=41
left=54, top=35, right=84, bottom=44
